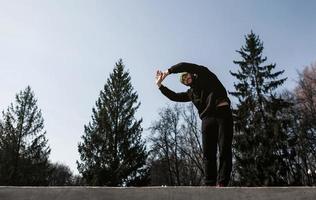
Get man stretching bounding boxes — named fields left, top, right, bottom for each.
left=155, top=62, right=233, bottom=187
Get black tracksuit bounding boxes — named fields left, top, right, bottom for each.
left=159, top=62, right=233, bottom=186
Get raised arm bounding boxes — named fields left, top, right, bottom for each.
left=167, top=62, right=208, bottom=75
left=159, top=85, right=191, bottom=102
left=155, top=70, right=190, bottom=102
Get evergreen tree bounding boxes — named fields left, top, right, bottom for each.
left=77, top=59, right=148, bottom=186
left=0, top=86, right=51, bottom=185
left=230, top=31, right=291, bottom=186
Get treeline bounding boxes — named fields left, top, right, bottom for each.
left=1, top=31, right=315, bottom=186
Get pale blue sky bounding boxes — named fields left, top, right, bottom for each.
left=1, top=0, right=315, bottom=174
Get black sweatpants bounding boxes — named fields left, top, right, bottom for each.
left=202, top=105, right=233, bottom=186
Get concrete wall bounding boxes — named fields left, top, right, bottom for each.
left=0, top=186, right=315, bottom=200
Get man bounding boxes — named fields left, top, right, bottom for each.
left=155, top=62, right=233, bottom=187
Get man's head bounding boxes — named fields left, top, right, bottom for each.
left=180, top=72, right=193, bottom=86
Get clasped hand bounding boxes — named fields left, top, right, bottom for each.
left=155, top=70, right=169, bottom=87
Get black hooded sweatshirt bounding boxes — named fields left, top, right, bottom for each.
left=159, top=62, right=230, bottom=119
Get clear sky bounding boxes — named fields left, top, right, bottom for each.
left=1, top=0, right=315, bottom=174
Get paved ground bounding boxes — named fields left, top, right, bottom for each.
left=0, top=186, right=315, bottom=200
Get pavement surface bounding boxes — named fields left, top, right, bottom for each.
left=0, top=186, right=316, bottom=200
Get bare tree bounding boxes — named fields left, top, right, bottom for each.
left=48, top=162, right=74, bottom=186
left=293, top=62, right=316, bottom=185
left=148, top=104, right=203, bottom=186
left=295, top=62, right=316, bottom=131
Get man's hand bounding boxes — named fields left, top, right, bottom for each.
left=155, top=70, right=168, bottom=88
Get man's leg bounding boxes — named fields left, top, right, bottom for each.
left=216, top=106, right=233, bottom=186
left=202, top=116, right=218, bottom=186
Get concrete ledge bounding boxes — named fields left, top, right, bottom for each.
left=0, top=186, right=315, bottom=200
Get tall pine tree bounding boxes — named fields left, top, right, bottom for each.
left=0, top=86, right=51, bottom=185
left=230, top=31, right=291, bottom=186
left=77, top=59, right=148, bottom=186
